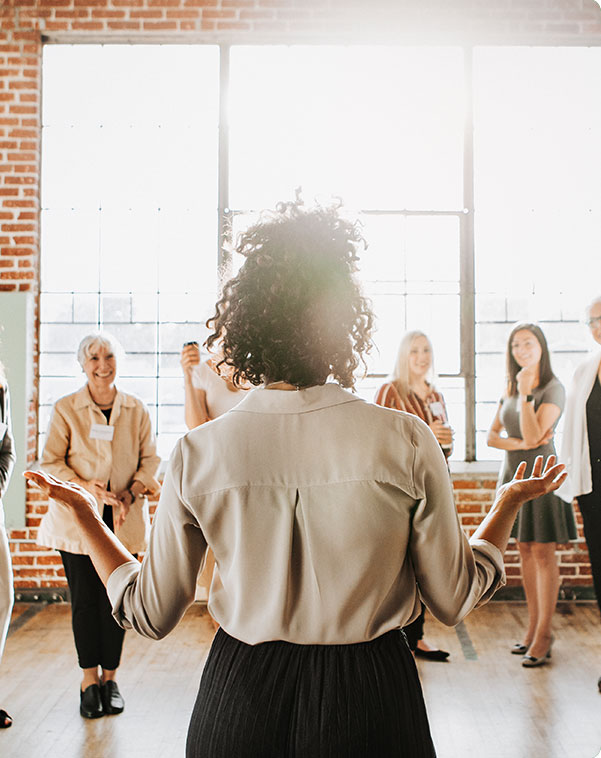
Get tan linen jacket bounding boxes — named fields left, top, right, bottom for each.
left=37, top=385, right=161, bottom=555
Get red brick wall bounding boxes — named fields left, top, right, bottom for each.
left=453, top=477, right=592, bottom=591
left=1, top=0, right=600, bottom=594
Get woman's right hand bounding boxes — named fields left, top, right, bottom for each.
left=429, top=419, right=453, bottom=447
left=24, top=470, right=100, bottom=517
left=181, top=343, right=201, bottom=378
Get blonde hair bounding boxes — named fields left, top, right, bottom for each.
left=391, top=330, right=436, bottom=402
left=77, top=332, right=124, bottom=370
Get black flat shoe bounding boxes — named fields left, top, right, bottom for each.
left=101, top=681, right=125, bottom=715
left=80, top=684, right=104, bottom=719
left=414, top=647, right=450, bottom=662
left=597, top=676, right=601, bottom=694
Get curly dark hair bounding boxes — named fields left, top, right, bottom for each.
left=205, top=201, right=374, bottom=389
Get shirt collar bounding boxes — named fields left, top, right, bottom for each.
left=72, top=384, right=136, bottom=411
left=229, top=382, right=363, bottom=415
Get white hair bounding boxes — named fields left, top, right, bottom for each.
left=390, top=330, right=437, bottom=402
left=77, top=332, right=124, bottom=369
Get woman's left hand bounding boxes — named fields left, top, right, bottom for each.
left=498, top=455, right=566, bottom=506
left=24, top=470, right=98, bottom=516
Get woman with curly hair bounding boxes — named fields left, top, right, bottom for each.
left=26, top=202, right=566, bottom=757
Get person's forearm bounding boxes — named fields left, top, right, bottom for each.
left=74, top=506, right=137, bottom=584
left=518, top=399, right=544, bottom=446
left=129, top=479, right=146, bottom=498
left=487, top=432, right=524, bottom=451
left=183, top=379, right=209, bottom=429
left=472, top=489, right=522, bottom=554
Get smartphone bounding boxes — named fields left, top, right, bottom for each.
left=183, top=341, right=199, bottom=347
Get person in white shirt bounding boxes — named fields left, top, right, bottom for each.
left=0, top=365, right=16, bottom=730
left=559, top=295, right=601, bottom=693
left=26, top=201, right=566, bottom=757
left=180, top=342, right=247, bottom=429
left=180, top=342, right=248, bottom=622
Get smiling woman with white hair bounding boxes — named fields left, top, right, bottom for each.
left=37, top=332, right=160, bottom=720
left=559, top=295, right=601, bottom=693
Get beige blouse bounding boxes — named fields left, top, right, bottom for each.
left=38, top=385, right=161, bottom=555
left=107, top=384, right=505, bottom=645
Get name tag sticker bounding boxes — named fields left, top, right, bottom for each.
left=428, top=401, right=444, bottom=418
left=0, top=422, right=7, bottom=441
left=90, top=424, right=114, bottom=441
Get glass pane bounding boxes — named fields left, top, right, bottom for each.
left=99, top=210, right=159, bottom=293
left=230, top=46, right=464, bottom=211
left=41, top=210, right=100, bottom=292
left=117, top=377, right=156, bottom=406
left=157, top=209, right=218, bottom=295
left=358, top=214, right=461, bottom=377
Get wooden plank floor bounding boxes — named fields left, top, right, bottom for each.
left=0, top=601, right=600, bottom=757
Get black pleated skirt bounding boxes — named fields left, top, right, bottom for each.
left=186, top=628, right=436, bottom=758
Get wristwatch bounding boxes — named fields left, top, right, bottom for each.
left=521, top=394, right=534, bottom=403
left=128, top=487, right=137, bottom=502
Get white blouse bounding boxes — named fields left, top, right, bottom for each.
left=107, top=384, right=505, bottom=645
left=558, top=350, right=601, bottom=503
left=191, top=361, right=246, bottom=419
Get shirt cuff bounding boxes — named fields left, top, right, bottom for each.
left=106, top=559, right=142, bottom=629
left=469, top=537, right=507, bottom=601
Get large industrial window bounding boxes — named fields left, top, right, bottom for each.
left=40, top=45, right=219, bottom=460
left=40, top=44, right=601, bottom=462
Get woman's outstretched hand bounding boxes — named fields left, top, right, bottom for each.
left=24, top=470, right=99, bottom=517
left=472, top=455, right=568, bottom=552
left=497, top=455, right=567, bottom=506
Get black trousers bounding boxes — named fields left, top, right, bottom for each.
left=578, top=484, right=601, bottom=617
left=60, top=549, right=125, bottom=670
left=186, top=628, right=436, bottom=758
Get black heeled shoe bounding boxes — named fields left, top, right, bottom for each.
left=414, top=647, right=450, bottom=662
left=80, top=684, right=104, bottom=719
left=101, top=681, right=125, bottom=715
